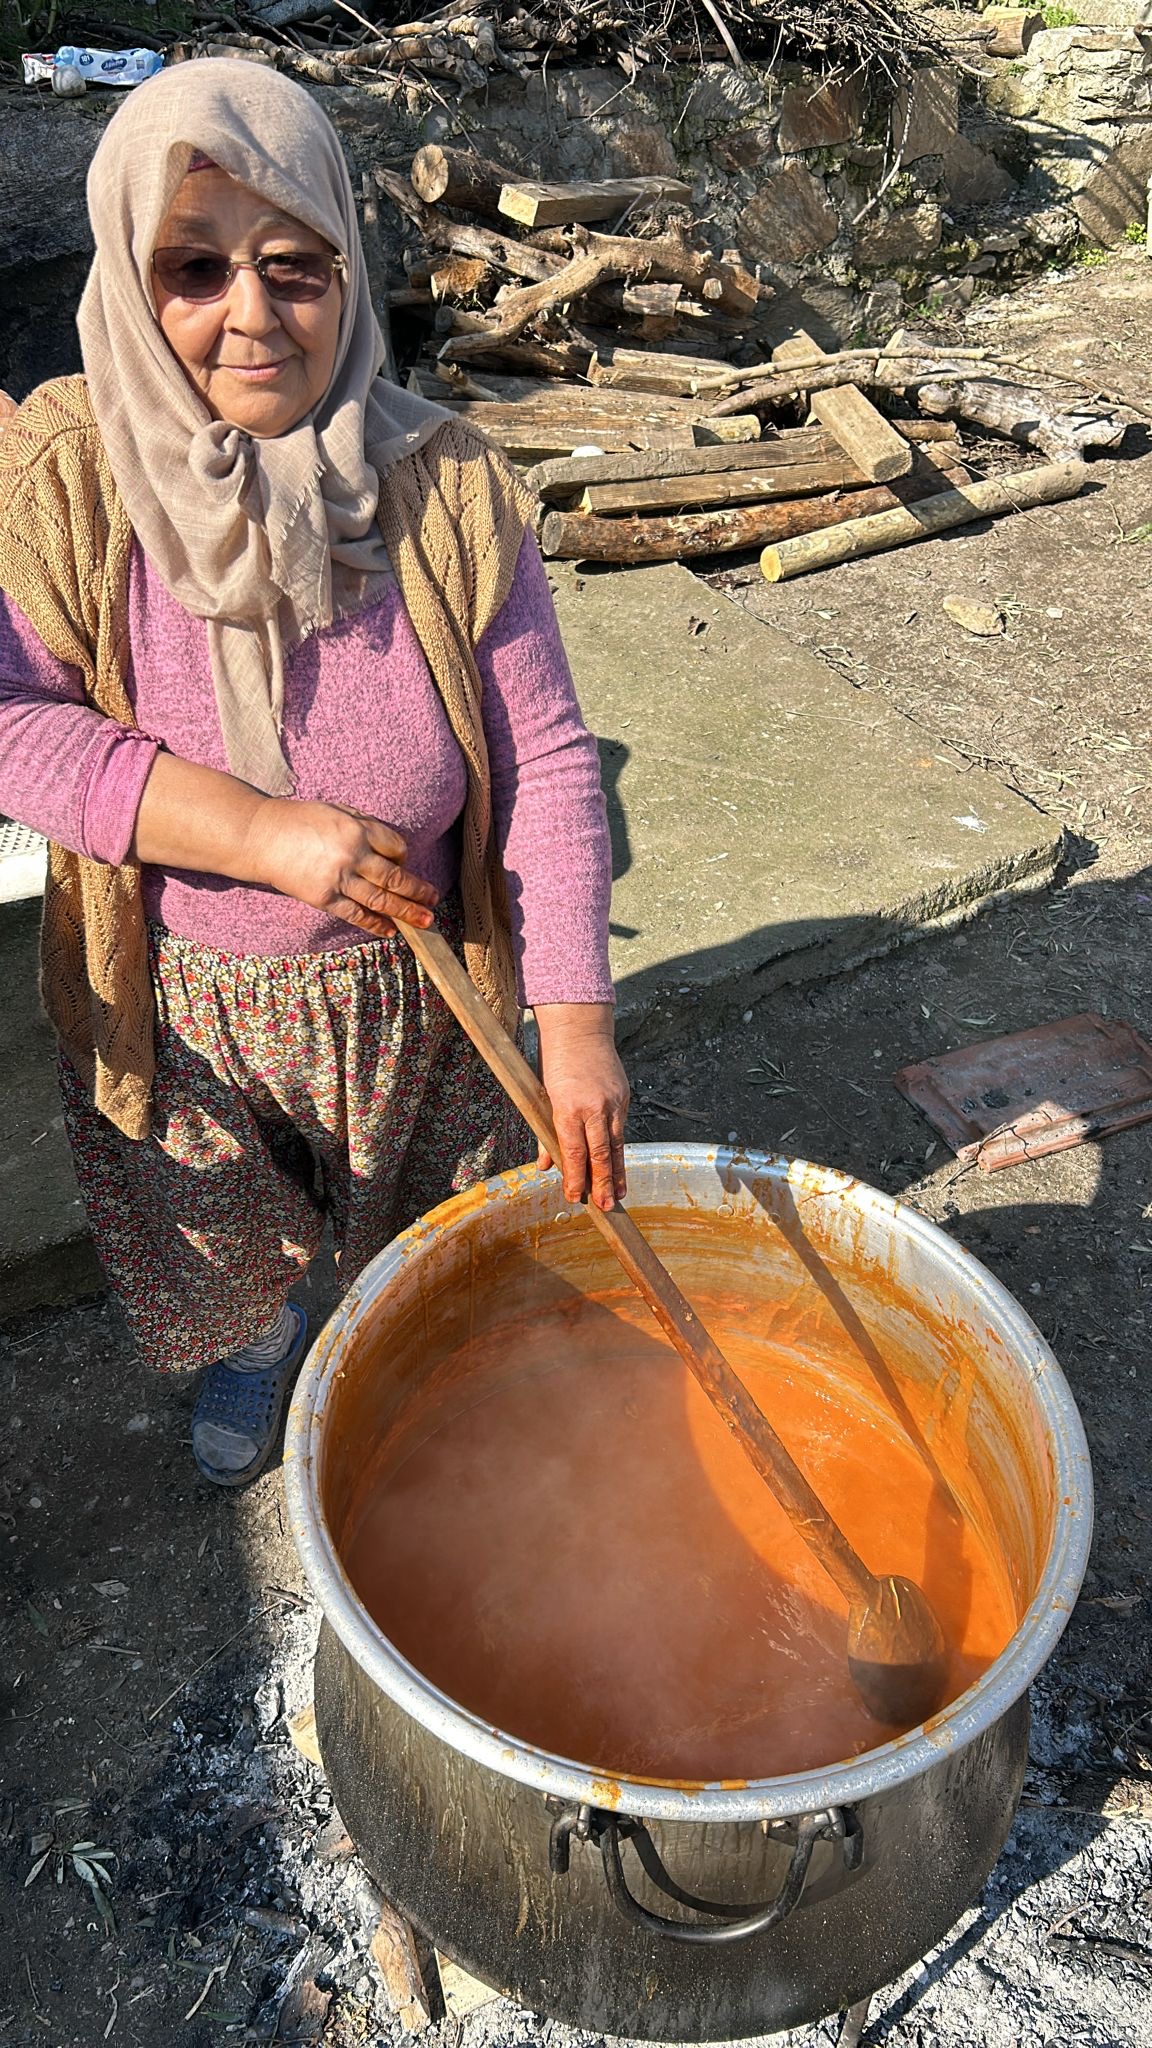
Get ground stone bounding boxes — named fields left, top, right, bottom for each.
left=944, top=133, right=1018, bottom=209
left=855, top=201, right=943, bottom=266
left=776, top=74, right=867, bottom=152
left=549, top=561, right=1062, bottom=1047
left=740, top=162, right=840, bottom=265
left=893, top=63, right=959, bottom=164
left=682, top=64, right=766, bottom=126
left=1074, top=123, right=1152, bottom=238
left=607, top=121, right=680, bottom=178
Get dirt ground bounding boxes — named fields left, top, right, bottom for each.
left=4, top=253, right=1152, bottom=2045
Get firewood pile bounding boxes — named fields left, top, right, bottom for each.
left=375, top=149, right=1126, bottom=582
left=222, top=0, right=943, bottom=89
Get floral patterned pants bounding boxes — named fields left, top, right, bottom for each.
left=60, top=904, right=529, bottom=1373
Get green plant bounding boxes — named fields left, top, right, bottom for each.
left=1073, top=241, right=1110, bottom=267
left=25, top=1821, right=117, bottom=1933
left=1041, top=4, right=1079, bottom=25
left=1124, top=221, right=1147, bottom=245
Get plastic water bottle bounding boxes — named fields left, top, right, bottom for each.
left=54, top=46, right=163, bottom=86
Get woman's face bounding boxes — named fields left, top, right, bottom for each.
left=152, top=168, right=343, bottom=438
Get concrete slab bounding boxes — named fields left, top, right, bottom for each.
left=0, top=897, right=102, bottom=1317
left=550, top=562, right=1063, bottom=1048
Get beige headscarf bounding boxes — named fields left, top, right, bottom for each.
left=78, top=57, right=449, bottom=796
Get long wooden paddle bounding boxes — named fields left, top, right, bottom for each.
left=400, top=922, right=947, bottom=1728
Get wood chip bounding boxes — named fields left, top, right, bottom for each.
left=287, top=1704, right=322, bottom=1769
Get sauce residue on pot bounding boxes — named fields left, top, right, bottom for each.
left=340, top=1287, right=1018, bottom=1782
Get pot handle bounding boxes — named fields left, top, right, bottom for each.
left=548, top=1803, right=862, bottom=1946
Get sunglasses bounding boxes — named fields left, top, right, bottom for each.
left=151, top=247, right=345, bottom=304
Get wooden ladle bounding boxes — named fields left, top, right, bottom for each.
left=400, top=923, right=948, bottom=1730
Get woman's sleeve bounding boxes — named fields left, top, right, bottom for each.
left=478, top=532, right=614, bottom=1008
left=0, top=594, right=158, bottom=863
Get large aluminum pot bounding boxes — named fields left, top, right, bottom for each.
left=285, top=1148, right=1092, bottom=2040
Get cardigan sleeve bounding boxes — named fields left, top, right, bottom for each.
left=477, top=533, right=614, bottom=1008
left=0, top=592, right=158, bottom=864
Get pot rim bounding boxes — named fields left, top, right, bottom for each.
left=284, top=1146, right=1093, bottom=1823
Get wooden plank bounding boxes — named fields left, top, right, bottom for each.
left=498, top=175, right=693, bottom=230
left=577, top=438, right=967, bottom=513
left=461, top=417, right=701, bottom=461
left=449, top=414, right=757, bottom=463
left=761, top=459, right=1087, bottom=582
left=577, top=455, right=869, bottom=516
left=589, top=347, right=733, bottom=397
left=540, top=465, right=972, bottom=564
left=287, top=1704, right=322, bottom=1768
left=371, top=1902, right=432, bottom=2034
left=436, top=1955, right=500, bottom=2021
left=526, top=429, right=833, bottom=501
left=773, top=331, right=912, bottom=484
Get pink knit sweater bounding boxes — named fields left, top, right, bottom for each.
left=0, top=534, right=613, bottom=1006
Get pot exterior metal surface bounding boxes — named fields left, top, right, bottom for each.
left=286, top=1147, right=1092, bottom=2040
left=315, top=1619, right=1029, bottom=2039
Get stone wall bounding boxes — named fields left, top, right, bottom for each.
left=4, top=18, right=1152, bottom=395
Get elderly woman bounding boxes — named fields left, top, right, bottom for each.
left=0, top=60, right=626, bottom=1486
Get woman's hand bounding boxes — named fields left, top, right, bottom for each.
left=134, top=756, right=437, bottom=937
left=534, top=1003, right=629, bottom=1211
left=246, top=799, right=438, bottom=936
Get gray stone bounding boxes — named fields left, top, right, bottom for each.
left=1074, top=123, right=1152, bottom=238
left=893, top=64, right=959, bottom=164
left=740, top=164, right=840, bottom=267
left=860, top=278, right=906, bottom=338
left=776, top=74, right=867, bottom=152
left=550, top=564, right=1061, bottom=1047
left=855, top=202, right=943, bottom=267
left=608, top=122, right=680, bottom=178
left=714, top=124, right=776, bottom=172
left=682, top=65, right=765, bottom=126
left=945, top=133, right=1018, bottom=209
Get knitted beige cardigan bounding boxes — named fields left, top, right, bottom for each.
left=0, top=376, right=535, bottom=1141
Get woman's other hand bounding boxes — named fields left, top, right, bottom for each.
left=247, top=799, right=437, bottom=936
left=534, top=1003, right=629, bottom=1211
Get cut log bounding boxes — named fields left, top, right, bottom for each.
left=569, top=436, right=968, bottom=514
left=440, top=225, right=760, bottom=363
left=498, top=176, right=693, bottom=230
left=589, top=347, right=734, bottom=397
left=371, top=1902, right=432, bottom=2034
left=437, top=321, right=595, bottom=380
left=429, top=255, right=490, bottom=302
left=760, top=459, right=1088, bottom=582
left=982, top=9, right=1043, bottom=59
left=773, top=331, right=911, bottom=483
left=895, top=419, right=963, bottom=445
left=540, top=466, right=972, bottom=564
left=526, top=428, right=835, bottom=501
left=410, top=144, right=516, bottom=217
left=912, top=377, right=1126, bottom=462
left=375, top=170, right=564, bottom=285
